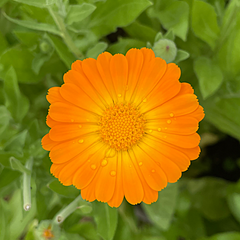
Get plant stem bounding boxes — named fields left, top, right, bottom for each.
left=23, top=158, right=33, bottom=211
left=48, top=7, right=84, bottom=59
left=54, top=195, right=82, bottom=224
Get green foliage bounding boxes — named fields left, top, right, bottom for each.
left=0, top=0, right=240, bottom=239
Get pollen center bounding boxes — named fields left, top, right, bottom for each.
left=99, top=103, right=145, bottom=151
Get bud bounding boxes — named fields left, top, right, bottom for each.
left=35, top=220, right=61, bottom=240
left=40, top=41, right=51, bottom=53
left=152, top=39, right=177, bottom=63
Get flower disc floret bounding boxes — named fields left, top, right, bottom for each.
left=99, top=103, right=145, bottom=151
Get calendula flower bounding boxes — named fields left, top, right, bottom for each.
left=42, top=48, right=204, bottom=207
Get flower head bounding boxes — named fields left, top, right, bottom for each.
left=42, top=48, right=204, bottom=207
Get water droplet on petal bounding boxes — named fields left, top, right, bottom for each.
left=151, top=169, right=155, bottom=173
left=118, top=94, right=122, bottom=98
left=158, top=128, right=162, bottom=132
left=139, top=162, right=143, bottom=166
left=110, top=170, right=116, bottom=176
left=164, top=136, right=167, bottom=139
left=167, top=120, right=171, bottom=124
left=79, top=139, right=84, bottom=143
left=79, top=125, right=82, bottom=128
left=91, top=164, right=96, bottom=170
left=125, top=85, right=129, bottom=91
left=164, top=127, right=167, bottom=130
left=143, top=98, right=147, bottom=103
left=71, top=119, right=74, bottom=122
left=170, top=113, right=174, bottom=117
left=149, top=129, right=153, bottom=133
left=101, top=159, right=108, bottom=167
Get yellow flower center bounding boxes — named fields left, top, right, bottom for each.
left=99, top=103, right=145, bottom=151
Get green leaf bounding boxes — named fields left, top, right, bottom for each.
left=0, top=168, right=21, bottom=189
left=46, top=34, right=76, bottom=68
left=93, top=202, right=118, bottom=240
left=86, top=42, right=108, bottom=59
left=66, top=3, right=96, bottom=25
left=4, top=130, right=28, bottom=153
left=203, top=97, right=240, bottom=140
left=0, top=151, right=25, bottom=168
left=0, top=32, right=8, bottom=56
left=0, top=106, right=10, bottom=136
left=152, top=1, right=189, bottom=41
left=174, top=49, right=189, bottom=63
left=0, top=200, right=7, bottom=240
left=194, top=57, right=223, bottom=99
left=89, top=0, right=152, bottom=38
left=192, top=0, right=220, bottom=49
left=107, top=38, right=145, bottom=55
left=14, top=31, right=41, bottom=48
left=48, top=180, right=80, bottom=198
left=124, top=21, right=157, bottom=43
left=3, top=12, right=61, bottom=36
left=143, top=182, right=178, bottom=231
left=4, top=66, right=30, bottom=122
left=201, top=232, right=240, bottom=240
left=13, top=0, right=56, bottom=8
left=187, top=177, right=230, bottom=221
left=9, top=157, right=31, bottom=174
left=228, top=193, right=240, bottom=224
left=0, top=46, right=42, bottom=83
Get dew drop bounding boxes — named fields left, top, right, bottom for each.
left=149, top=129, right=153, bottom=133
left=167, top=120, right=171, bottom=124
left=118, top=94, right=122, bottom=98
left=158, top=128, right=162, bottom=132
left=164, top=136, right=167, bottom=139
left=79, top=125, right=82, bottom=128
left=151, top=169, right=155, bottom=173
left=170, top=113, right=174, bottom=117
left=125, top=85, right=129, bottom=91
left=79, top=139, right=84, bottom=143
left=91, top=164, right=96, bottom=170
left=71, top=119, right=74, bottom=122
left=164, top=127, right=167, bottom=130
left=101, top=159, right=108, bottom=167
left=139, top=162, right=143, bottom=166
left=110, top=170, right=116, bottom=176
left=142, top=98, right=147, bottom=103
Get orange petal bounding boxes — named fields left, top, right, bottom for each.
left=108, top=153, right=124, bottom=207
left=143, top=137, right=190, bottom=171
left=49, top=123, right=99, bottom=141
left=94, top=152, right=117, bottom=202
left=132, top=57, right=167, bottom=105
left=125, top=49, right=144, bottom=102
left=97, top=52, right=117, bottom=103
left=60, top=83, right=104, bottom=115
left=121, top=151, right=144, bottom=205
left=130, top=146, right=168, bottom=191
left=173, top=145, right=201, bottom=160
left=49, top=134, right=99, bottom=164
left=147, top=131, right=200, bottom=148
left=41, top=133, right=58, bottom=151
left=140, top=63, right=181, bottom=112
left=71, top=60, right=82, bottom=71
left=46, top=115, right=59, bottom=128
left=63, top=70, right=106, bottom=110
left=140, top=48, right=156, bottom=62
left=188, top=105, right=205, bottom=121
left=49, top=102, right=99, bottom=123
left=50, top=163, right=64, bottom=178
left=81, top=178, right=97, bottom=202
left=145, top=94, right=199, bottom=118
left=146, top=116, right=199, bottom=135
left=138, top=142, right=182, bottom=183
left=110, top=54, right=128, bottom=102
left=57, top=142, right=105, bottom=186
left=82, top=58, right=113, bottom=106
left=46, top=87, right=65, bottom=104
left=177, top=82, right=194, bottom=95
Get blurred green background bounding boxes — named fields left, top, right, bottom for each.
left=0, top=0, right=240, bottom=239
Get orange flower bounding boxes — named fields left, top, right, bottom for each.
left=42, top=48, right=204, bottom=207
